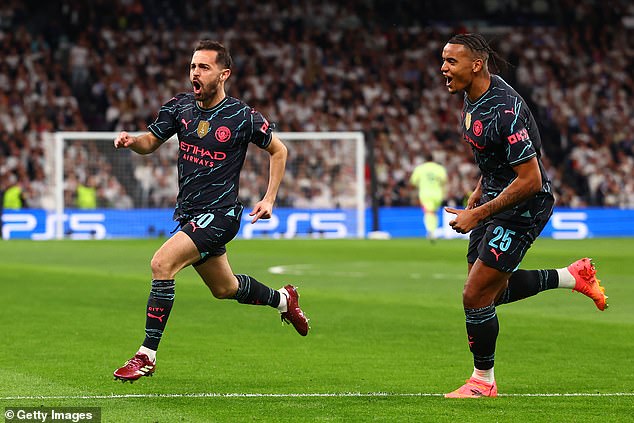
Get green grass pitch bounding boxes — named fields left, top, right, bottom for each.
left=1, top=238, right=633, bottom=422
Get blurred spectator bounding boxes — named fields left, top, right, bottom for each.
left=0, top=0, right=632, bottom=211
left=2, top=177, right=29, bottom=210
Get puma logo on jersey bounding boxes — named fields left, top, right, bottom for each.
left=181, top=118, right=192, bottom=129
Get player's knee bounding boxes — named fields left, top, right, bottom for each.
left=462, top=284, right=481, bottom=308
left=462, top=295, right=480, bottom=309
left=462, top=286, right=496, bottom=308
left=150, top=254, right=176, bottom=279
left=462, top=287, right=474, bottom=307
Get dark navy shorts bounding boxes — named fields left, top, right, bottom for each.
left=467, top=193, right=554, bottom=273
left=179, top=204, right=243, bottom=265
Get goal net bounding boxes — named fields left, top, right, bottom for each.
left=39, top=131, right=365, bottom=240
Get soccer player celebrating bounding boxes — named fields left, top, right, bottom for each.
left=112, top=40, right=309, bottom=382
left=440, top=33, right=607, bottom=398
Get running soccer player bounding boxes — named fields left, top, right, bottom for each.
left=409, top=152, right=448, bottom=241
left=112, top=40, right=309, bottom=382
left=440, top=33, right=608, bottom=398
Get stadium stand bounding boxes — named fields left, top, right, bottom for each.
left=0, top=0, right=632, bottom=210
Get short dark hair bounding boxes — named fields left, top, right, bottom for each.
left=194, top=40, right=233, bottom=69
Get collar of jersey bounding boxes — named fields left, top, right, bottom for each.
left=465, top=74, right=498, bottom=107
left=196, top=96, right=229, bottom=112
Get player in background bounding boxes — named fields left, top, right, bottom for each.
left=112, top=40, right=309, bottom=382
left=409, top=152, right=448, bottom=242
left=440, top=33, right=608, bottom=398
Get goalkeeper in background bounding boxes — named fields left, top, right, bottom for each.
left=409, top=152, right=448, bottom=242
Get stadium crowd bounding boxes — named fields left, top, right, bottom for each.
left=1, top=0, right=633, bottom=211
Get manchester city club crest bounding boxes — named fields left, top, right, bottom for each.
left=197, top=121, right=210, bottom=138
left=465, top=112, right=472, bottom=130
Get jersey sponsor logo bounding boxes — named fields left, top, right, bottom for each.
left=215, top=126, right=231, bottom=142
left=260, top=118, right=269, bottom=134
left=181, top=118, right=192, bottom=130
left=507, top=128, right=529, bottom=144
left=197, top=120, right=210, bottom=138
left=180, top=141, right=227, bottom=168
left=504, top=108, right=515, bottom=115
left=182, top=155, right=223, bottom=167
left=465, top=112, right=472, bottom=130
left=473, top=120, right=483, bottom=136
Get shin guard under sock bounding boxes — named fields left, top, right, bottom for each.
left=234, top=274, right=281, bottom=307
left=142, top=279, right=175, bottom=351
left=495, top=269, right=559, bottom=306
left=465, top=305, right=499, bottom=370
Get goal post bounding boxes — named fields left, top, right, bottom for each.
left=46, top=131, right=365, bottom=240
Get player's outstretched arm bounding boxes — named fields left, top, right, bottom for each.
left=114, top=131, right=162, bottom=155
left=249, top=134, right=288, bottom=223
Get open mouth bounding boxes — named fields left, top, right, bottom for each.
left=192, top=80, right=202, bottom=95
left=445, top=76, right=453, bottom=87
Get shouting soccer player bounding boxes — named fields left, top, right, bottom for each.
left=440, top=33, right=608, bottom=398
left=112, top=40, right=309, bottom=382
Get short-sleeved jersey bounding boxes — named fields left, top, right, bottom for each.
left=461, top=75, right=552, bottom=207
left=410, top=161, right=447, bottom=200
left=147, top=93, right=272, bottom=220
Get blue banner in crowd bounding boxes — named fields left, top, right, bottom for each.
left=1, top=207, right=633, bottom=239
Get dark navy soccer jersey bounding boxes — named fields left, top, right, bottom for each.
left=147, top=93, right=273, bottom=220
left=461, top=75, right=552, bottom=206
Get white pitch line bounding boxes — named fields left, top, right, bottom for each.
left=268, top=263, right=461, bottom=281
left=268, top=264, right=365, bottom=278
left=1, top=392, right=633, bottom=401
